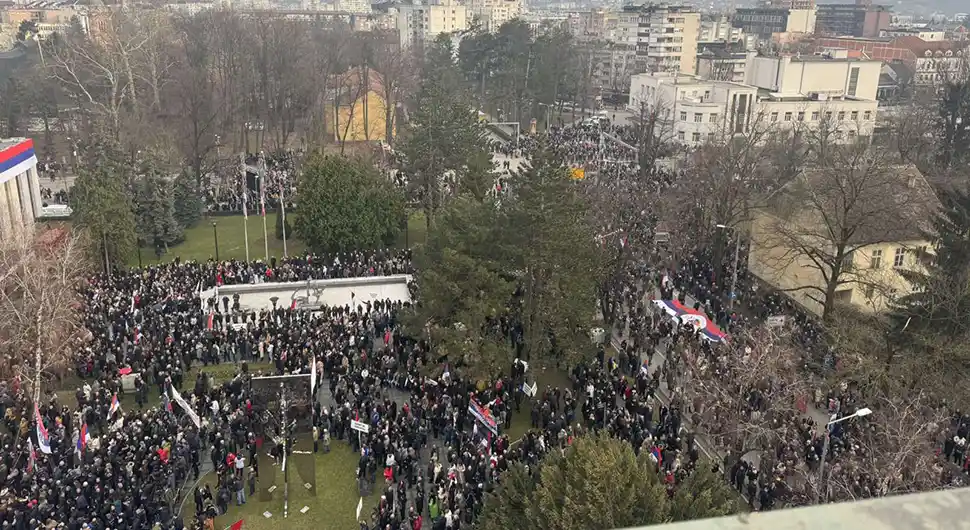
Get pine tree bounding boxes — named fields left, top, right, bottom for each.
left=69, top=147, right=138, bottom=269
left=133, top=161, right=183, bottom=252
left=172, top=171, right=203, bottom=229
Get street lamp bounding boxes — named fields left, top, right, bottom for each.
left=716, top=223, right=741, bottom=309
left=815, top=407, right=872, bottom=503
left=212, top=222, right=220, bottom=262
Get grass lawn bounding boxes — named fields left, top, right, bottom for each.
left=132, top=211, right=428, bottom=267
left=55, top=362, right=274, bottom=411
left=193, top=442, right=379, bottom=530
left=504, top=363, right=575, bottom=442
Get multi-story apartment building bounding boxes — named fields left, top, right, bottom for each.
left=732, top=7, right=816, bottom=40
left=697, top=14, right=744, bottom=43
left=696, top=47, right=756, bottom=83
left=395, top=0, right=467, bottom=48
left=764, top=0, right=815, bottom=9
left=624, top=3, right=699, bottom=74
left=628, top=51, right=882, bottom=146
left=465, top=0, right=521, bottom=33
left=815, top=2, right=892, bottom=38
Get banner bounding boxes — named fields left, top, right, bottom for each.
left=170, top=386, right=202, bottom=428
left=468, top=398, right=499, bottom=436
left=570, top=167, right=585, bottom=180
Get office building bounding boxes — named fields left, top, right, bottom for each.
left=815, top=3, right=892, bottom=38
left=0, top=138, right=42, bottom=241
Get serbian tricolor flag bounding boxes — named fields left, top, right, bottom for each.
left=108, top=393, right=121, bottom=420
left=206, top=311, right=214, bottom=331
left=34, top=404, right=51, bottom=454
left=651, top=299, right=727, bottom=342
left=290, top=299, right=297, bottom=310
left=650, top=446, right=663, bottom=466
left=162, top=389, right=173, bottom=412
left=228, top=520, right=243, bottom=530
left=27, top=438, right=36, bottom=473
left=76, top=423, right=89, bottom=455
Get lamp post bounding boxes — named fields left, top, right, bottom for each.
left=212, top=222, right=220, bottom=262
left=815, top=407, right=872, bottom=504
left=715, top=223, right=741, bottom=309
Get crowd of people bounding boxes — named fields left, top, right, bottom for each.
left=204, top=152, right=298, bottom=214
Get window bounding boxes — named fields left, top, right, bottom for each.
left=677, top=131, right=685, bottom=140
left=893, top=247, right=905, bottom=267
left=708, top=132, right=716, bottom=141
left=870, top=249, right=883, bottom=269
left=797, top=111, right=805, bottom=121
left=865, top=285, right=875, bottom=299
left=784, top=112, right=793, bottom=121
left=811, top=111, right=820, bottom=121
left=848, top=67, right=860, bottom=96
left=864, top=111, right=872, bottom=120
left=680, top=111, right=687, bottom=121
left=851, top=111, right=859, bottom=120
left=841, top=251, right=855, bottom=270
left=771, top=112, right=779, bottom=122
left=692, top=132, right=701, bottom=142
left=694, top=113, right=703, bottom=123
left=825, top=111, right=833, bottom=120
left=838, top=111, right=846, bottom=121
left=710, top=113, right=719, bottom=123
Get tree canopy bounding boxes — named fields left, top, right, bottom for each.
left=293, top=154, right=404, bottom=254
left=68, top=146, right=138, bottom=269
left=477, top=433, right=740, bottom=530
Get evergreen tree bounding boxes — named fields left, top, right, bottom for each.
left=172, top=171, right=203, bottom=229
left=501, top=143, right=601, bottom=364
left=294, top=155, right=404, bottom=253
left=133, top=164, right=183, bottom=252
left=69, top=148, right=138, bottom=269
left=478, top=434, right=740, bottom=530
left=398, top=34, right=493, bottom=227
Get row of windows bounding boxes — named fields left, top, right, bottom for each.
left=845, top=246, right=925, bottom=270
left=677, top=131, right=716, bottom=142
left=679, top=111, right=720, bottom=123
left=770, top=110, right=872, bottom=122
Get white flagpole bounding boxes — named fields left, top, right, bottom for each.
left=240, top=153, right=250, bottom=262
left=259, top=153, right=269, bottom=262
left=280, top=176, right=288, bottom=258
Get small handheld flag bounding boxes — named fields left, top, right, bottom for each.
left=108, top=393, right=121, bottom=420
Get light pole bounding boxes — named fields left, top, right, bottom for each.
left=815, top=407, right=872, bottom=504
left=212, top=222, right=220, bottom=262
left=716, top=223, right=741, bottom=309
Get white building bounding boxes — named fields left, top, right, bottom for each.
left=0, top=138, right=43, bottom=240
left=395, top=0, right=468, bottom=48
left=629, top=73, right=759, bottom=145
left=697, top=14, right=744, bottom=43
left=696, top=48, right=756, bottom=83
left=465, top=0, right=521, bottom=32
left=628, top=51, right=881, bottom=146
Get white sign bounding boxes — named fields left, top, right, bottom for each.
left=351, top=420, right=370, bottom=433
left=120, top=373, right=139, bottom=393
left=522, top=382, right=538, bottom=397
left=766, top=316, right=787, bottom=328
left=231, top=322, right=247, bottom=331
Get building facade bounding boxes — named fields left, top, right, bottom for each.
left=0, top=138, right=42, bottom=241
left=815, top=3, right=892, bottom=38
left=395, top=0, right=467, bottom=48
left=732, top=7, right=816, bottom=39
left=625, top=4, right=699, bottom=74
left=465, top=0, right=521, bottom=33
left=696, top=48, right=756, bottom=83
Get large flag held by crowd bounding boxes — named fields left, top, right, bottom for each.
left=34, top=403, right=51, bottom=454
left=170, top=386, right=201, bottom=428
left=651, top=299, right=727, bottom=342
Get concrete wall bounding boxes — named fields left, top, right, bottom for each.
left=202, top=274, right=413, bottom=311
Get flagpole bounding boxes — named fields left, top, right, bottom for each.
left=240, top=153, right=250, bottom=262
left=280, top=178, right=288, bottom=258
left=259, top=153, right=269, bottom=262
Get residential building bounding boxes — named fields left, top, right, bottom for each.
left=815, top=36, right=968, bottom=86
left=748, top=164, right=936, bottom=316
left=732, top=7, right=816, bottom=40
left=465, top=0, right=521, bottom=33
left=696, top=47, right=756, bottom=83
left=624, top=3, right=699, bottom=74
left=395, top=0, right=467, bottom=48
left=0, top=137, right=42, bottom=241
left=746, top=52, right=881, bottom=139
left=612, top=8, right=640, bottom=49
left=697, top=14, right=744, bottom=43
left=628, top=72, right=759, bottom=145
left=590, top=42, right=638, bottom=96
left=815, top=3, right=892, bottom=38
left=328, top=67, right=394, bottom=143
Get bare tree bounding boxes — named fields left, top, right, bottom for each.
left=752, top=141, right=934, bottom=321
left=366, top=31, right=416, bottom=147
left=0, top=229, right=90, bottom=404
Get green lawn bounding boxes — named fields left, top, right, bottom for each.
left=132, top=211, right=428, bottom=267
left=192, top=442, right=379, bottom=530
